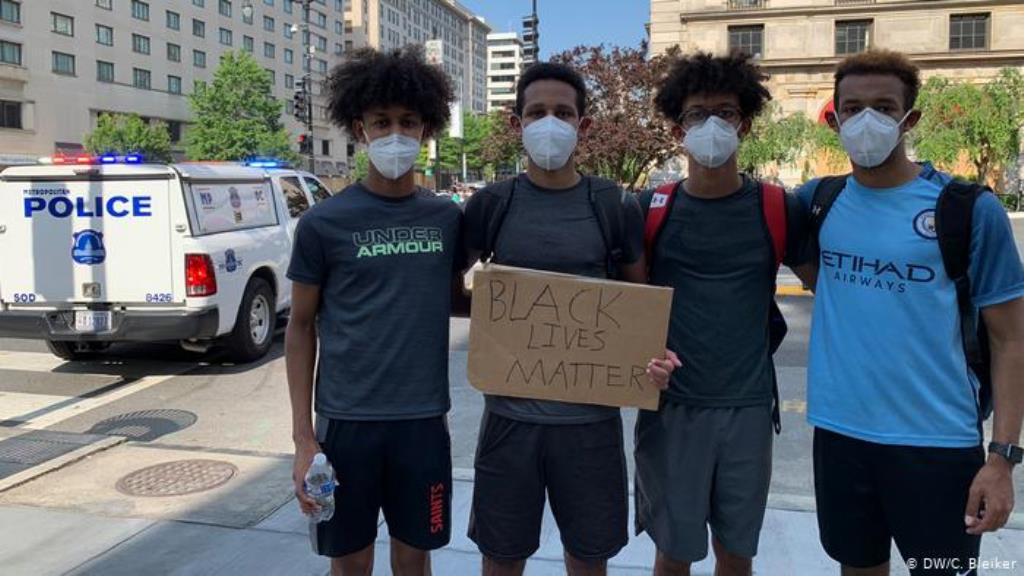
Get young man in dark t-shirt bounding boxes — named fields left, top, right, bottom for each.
left=285, top=48, right=465, bottom=576
left=463, top=63, right=679, bottom=576
left=634, top=53, right=814, bottom=576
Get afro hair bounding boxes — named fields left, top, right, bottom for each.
left=655, top=51, right=771, bottom=123
left=325, top=46, right=454, bottom=138
left=834, top=49, right=921, bottom=111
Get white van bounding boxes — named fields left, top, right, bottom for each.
left=0, top=157, right=334, bottom=362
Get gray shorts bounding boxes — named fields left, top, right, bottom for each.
left=634, top=403, right=773, bottom=563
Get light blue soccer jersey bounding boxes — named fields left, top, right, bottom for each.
left=796, top=163, right=1024, bottom=448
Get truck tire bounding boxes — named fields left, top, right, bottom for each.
left=225, top=277, right=276, bottom=363
left=46, top=340, right=110, bottom=361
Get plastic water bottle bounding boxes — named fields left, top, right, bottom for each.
left=304, top=453, right=336, bottom=523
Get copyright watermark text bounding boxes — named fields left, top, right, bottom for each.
left=905, top=557, right=1018, bottom=572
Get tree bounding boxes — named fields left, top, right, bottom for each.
left=186, top=50, right=298, bottom=163
left=913, top=68, right=1024, bottom=187
left=481, top=108, right=523, bottom=174
left=486, top=43, right=684, bottom=190
left=737, top=103, right=819, bottom=177
left=417, top=111, right=503, bottom=176
left=83, top=113, right=172, bottom=162
left=352, top=149, right=369, bottom=180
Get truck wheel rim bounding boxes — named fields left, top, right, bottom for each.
left=250, top=294, right=271, bottom=345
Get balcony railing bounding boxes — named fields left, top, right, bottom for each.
left=835, top=0, right=876, bottom=5
left=728, top=0, right=766, bottom=9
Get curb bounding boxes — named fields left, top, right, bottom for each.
left=0, top=435, right=126, bottom=494
left=1008, top=212, right=1024, bottom=220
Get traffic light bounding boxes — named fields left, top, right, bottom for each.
left=292, top=87, right=308, bottom=123
left=298, top=134, right=312, bottom=154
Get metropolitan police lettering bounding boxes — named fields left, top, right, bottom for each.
left=353, top=226, right=444, bottom=258
left=22, top=188, right=152, bottom=218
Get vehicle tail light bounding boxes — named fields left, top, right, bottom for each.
left=186, top=254, right=217, bottom=297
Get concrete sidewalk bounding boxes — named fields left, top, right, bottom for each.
left=4, top=476, right=1024, bottom=576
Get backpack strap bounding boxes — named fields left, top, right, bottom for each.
left=809, top=175, right=848, bottom=241
left=477, top=177, right=517, bottom=262
left=643, top=181, right=680, bottom=263
left=935, top=179, right=992, bottom=418
left=588, top=177, right=629, bottom=276
left=760, top=182, right=787, bottom=270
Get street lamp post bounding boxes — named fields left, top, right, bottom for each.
left=300, top=0, right=315, bottom=174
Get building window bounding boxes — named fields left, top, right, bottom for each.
left=321, top=140, right=330, bottom=156
left=286, top=100, right=295, bottom=115
left=835, top=20, right=871, bottom=55
left=51, top=12, right=74, bottom=36
left=0, top=100, right=20, bottom=128
left=335, top=0, right=342, bottom=11
left=335, top=43, right=343, bottom=55
left=167, top=120, right=182, bottom=143
left=285, top=0, right=294, bottom=14
left=131, top=0, right=150, bottom=21
left=728, top=24, right=764, bottom=57
left=168, top=75, right=182, bottom=94
left=284, top=23, right=294, bottom=39
left=194, top=49, right=207, bottom=68
left=219, top=0, right=232, bottom=17
left=264, top=0, right=274, bottom=5
left=316, top=58, right=327, bottom=74
left=193, top=19, right=205, bottom=38
left=166, top=10, right=180, bottom=30
left=1, top=1, right=20, bottom=24
left=193, top=0, right=205, bottom=7
left=950, top=13, right=989, bottom=51
left=264, top=42, right=276, bottom=59
left=220, top=27, right=233, bottom=45
left=264, top=16, right=275, bottom=31
left=97, top=60, right=115, bottom=82
left=132, top=34, right=151, bottom=55
left=0, top=40, right=20, bottom=65
left=243, top=9, right=253, bottom=25
left=167, top=42, right=181, bottom=62
left=266, top=68, right=275, bottom=85
left=133, top=67, right=151, bottom=89
left=52, top=51, right=76, bottom=75
left=285, top=73, right=294, bottom=88
left=95, top=0, right=112, bottom=10
left=314, top=11, right=327, bottom=28
left=335, top=20, right=342, bottom=34
left=243, top=35, right=254, bottom=52
left=96, top=24, right=114, bottom=46
left=284, top=48, right=293, bottom=63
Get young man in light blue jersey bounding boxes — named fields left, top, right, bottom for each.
left=796, top=49, right=1024, bottom=576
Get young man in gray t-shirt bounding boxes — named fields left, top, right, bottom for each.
left=286, top=48, right=466, bottom=576
left=463, top=62, right=680, bottom=576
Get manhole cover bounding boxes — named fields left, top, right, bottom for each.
left=116, top=459, right=237, bottom=497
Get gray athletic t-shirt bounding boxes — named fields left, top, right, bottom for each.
left=640, top=177, right=810, bottom=407
left=466, top=174, right=645, bottom=424
left=287, top=183, right=463, bottom=420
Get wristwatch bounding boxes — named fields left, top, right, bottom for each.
left=988, top=442, right=1024, bottom=466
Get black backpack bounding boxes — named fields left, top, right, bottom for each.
left=470, top=175, right=630, bottom=278
left=809, top=174, right=994, bottom=421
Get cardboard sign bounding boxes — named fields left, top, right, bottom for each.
left=468, top=265, right=673, bottom=410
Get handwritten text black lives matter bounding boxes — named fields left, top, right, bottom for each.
left=486, top=278, right=651, bottom=393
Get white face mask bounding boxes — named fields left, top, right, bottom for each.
left=682, top=116, right=740, bottom=169
left=837, top=108, right=911, bottom=169
left=521, top=116, right=578, bottom=171
left=366, top=132, right=421, bottom=180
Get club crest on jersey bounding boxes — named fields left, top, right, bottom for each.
left=913, top=209, right=937, bottom=240
left=651, top=193, right=670, bottom=209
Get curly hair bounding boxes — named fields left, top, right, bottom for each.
left=655, top=51, right=771, bottom=123
left=325, top=47, right=454, bottom=137
left=515, top=62, right=588, bottom=117
left=834, top=49, right=921, bottom=111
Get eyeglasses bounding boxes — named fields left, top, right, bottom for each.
left=679, top=107, right=743, bottom=129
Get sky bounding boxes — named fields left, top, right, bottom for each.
left=458, top=0, right=649, bottom=57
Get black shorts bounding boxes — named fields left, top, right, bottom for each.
left=468, top=412, right=629, bottom=562
left=814, top=427, right=984, bottom=575
left=311, top=415, right=452, bottom=558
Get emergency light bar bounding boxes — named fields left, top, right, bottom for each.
left=244, top=158, right=289, bottom=169
left=41, top=154, right=145, bottom=165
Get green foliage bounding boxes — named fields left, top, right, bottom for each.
left=84, top=113, right=173, bottom=162
left=352, top=149, right=369, bottom=181
left=913, top=68, right=1024, bottom=186
left=738, top=104, right=819, bottom=177
left=417, top=111, right=512, bottom=176
left=185, top=51, right=299, bottom=164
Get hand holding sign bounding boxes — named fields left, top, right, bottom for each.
left=468, top=265, right=674, bottom=410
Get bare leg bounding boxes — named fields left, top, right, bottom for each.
left=711, top=538, right=751, bottom=576
left=565, top=550, right=606, bottom=576
left=482, top=556, right=526, bottom=576
left=841, top=563, right=890, bottom=576
left=390, top=538, right=431, bottom=576
left=330, top=544, right=374, bottom=576
left=653, top=549, right=691, bottom=576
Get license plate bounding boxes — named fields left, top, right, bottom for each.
left=74, top=311, right=111, bottom=333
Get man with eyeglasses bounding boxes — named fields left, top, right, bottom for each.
left=635, top=52, right=815, bottom=576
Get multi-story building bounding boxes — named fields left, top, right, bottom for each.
left=0, top=0, right=349, bottom=174
left=486, top=32, right=523, bottom=113
left=344, top=0, right=490, bottom=114
left=649, top=0, right=1024, bottom=121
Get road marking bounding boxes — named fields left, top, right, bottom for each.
left=19, top=373, right=183, bottom=429
left=781, top=399, right=807, bottom=414
left=777, top=285, right=812, bottom=297
left=0, top=351, right=72, bottom=374
left=0, top=392, right=69, bottom=422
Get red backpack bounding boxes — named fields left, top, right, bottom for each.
left=643, top=180, right=789, bottom=433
